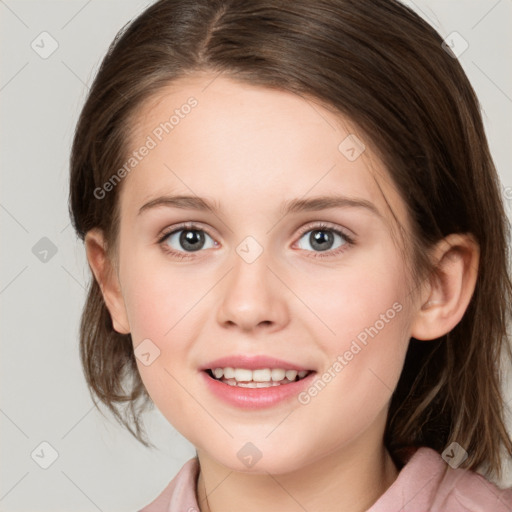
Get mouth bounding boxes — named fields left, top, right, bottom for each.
left=204, top=367, right=314, bottom=388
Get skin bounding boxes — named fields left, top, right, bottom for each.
left=85, top=72, right=479, bottom=512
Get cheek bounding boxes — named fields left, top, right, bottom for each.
left=298, top=255, right=408, bottom=345
left=120, top=252, right=186, bottom=341
left=118, top=256, right=203, bottom=406
left=301, top=257, right=411, bottom=397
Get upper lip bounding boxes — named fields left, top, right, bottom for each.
left=200, top=355, right=313, bottom=372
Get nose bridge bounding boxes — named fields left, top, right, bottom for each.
left=216, top=235, right=289, bottom=331
left=231, top=236, right=272, bottom=292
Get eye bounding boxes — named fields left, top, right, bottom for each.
left=157, top=221, right=354, bottom=261
left=295, top=223, right=354, bottom=257
left=158, top=223, right=217, bottom=257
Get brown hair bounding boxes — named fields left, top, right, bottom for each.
left=68, top=0, right=512, bottom=481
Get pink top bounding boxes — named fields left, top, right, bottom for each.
left=138, top=446, right=512, bottom=511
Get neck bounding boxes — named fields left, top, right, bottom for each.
left=196, top=433, right=399, bottom=512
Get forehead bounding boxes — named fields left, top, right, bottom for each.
left=120, top=73, right=409, bottom=231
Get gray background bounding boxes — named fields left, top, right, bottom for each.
left=1, top=1, right=511, bottom=511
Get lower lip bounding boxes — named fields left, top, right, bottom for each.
left=200, top=370, right=316, bottom=409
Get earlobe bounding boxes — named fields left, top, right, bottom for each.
left=410, top=233, right=479, bottom=341
left=84, top=228, right=130, bottom=334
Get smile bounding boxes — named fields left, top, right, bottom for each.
left=206, top=367, right=312, bottom=387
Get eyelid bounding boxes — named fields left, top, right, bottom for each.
left=156, top=221, right=217, bottom=244
left=294, top=221, right=356, bottom=244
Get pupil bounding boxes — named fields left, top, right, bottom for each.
left=180, top=230, right=204, bottom=251
left=311, top=230, right=333, bottom=251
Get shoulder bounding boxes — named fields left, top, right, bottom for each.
left=430, top=449, right=512, bottom=511
left=369, top=446, right=512, bottom=511
left=137, top=457, right=200, bottom=512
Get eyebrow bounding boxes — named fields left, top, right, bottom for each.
left=137, top=194, right=382, bottom=218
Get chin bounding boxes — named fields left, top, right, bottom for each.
left=201, top=440, right=317, bottom=476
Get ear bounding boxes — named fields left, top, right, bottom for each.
left=410, top=233, right=480, bottom=341
left=84, top=228, right=130, bottom=334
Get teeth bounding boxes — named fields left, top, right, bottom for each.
left=236, top=381, right=280, bottom=388
left=223, top=367, right=235, bottom=379
left=234, top=368, right=253, bottom=382
left=271, top=368, right=286, bottom=381
left=209, top=367, right=310, bottom=385
left=285, top=370, right=298, bottom=381
left=253, top=369, right=272, bottom=382
left=223, top=379, right=282, bottom=388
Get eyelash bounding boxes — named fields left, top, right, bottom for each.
left=156, top=221, right=355, bottom=261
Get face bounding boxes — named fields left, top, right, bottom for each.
left=109, top=73, right=417, bottom=474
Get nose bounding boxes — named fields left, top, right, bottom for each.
left=216, top=246, right=290, bottom=333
